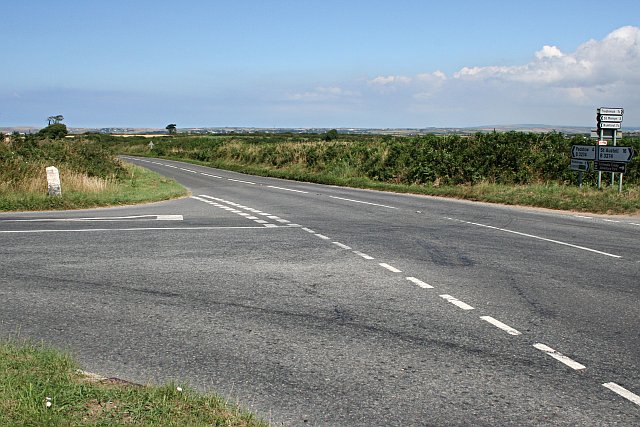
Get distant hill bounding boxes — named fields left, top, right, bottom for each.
left=2, top=125, right=639, bottom=136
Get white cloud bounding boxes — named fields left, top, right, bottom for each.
left=535, top=45, right=564, bottom=60
left=284, top=26, right=640, bottom=126
left=288, top=86, right=358, bottom=102
left=368, top=75, right=412, bottom=85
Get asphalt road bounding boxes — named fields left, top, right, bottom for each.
left=1, top=156, right=639, bottom=426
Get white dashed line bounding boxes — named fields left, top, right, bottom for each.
left=379, top=263, right=401, bottom=273
left=353, top=251, right=374, bottom=260
left=406, top=277, right=434, bottom=289
left=574, top=215, right=593, bottom=219
left=315, top=234, right=331, bottom=240
left=603, top=382, right=640, bottom=406
left=446, top=217, right=621, bottom=258
left=302, top=228, right=316, bottom=233
left=533, top=343, right=586, bottom=370
left=329, top=196, right=397, bottom=209
left=439, top=294, right=474, bottom=310
left=332, top=242, right=352, bottom=250
left=227, top=179, right=256, bottom=185
left=480, top=316, right=522, bottom=336
left=267, top=185, right=309, bottom=194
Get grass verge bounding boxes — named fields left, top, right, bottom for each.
left=0, top=338, right=266, bottom=426
left=150, top=155, right=640, bottom=215
left=0, top=163, right=187, bottom=212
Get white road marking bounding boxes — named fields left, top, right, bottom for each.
left=379, top=263, right=401, bottom=273
left=302, top=228, right=316, bottom=233
left=329, top=196, right=397, bottom=209
left=5, top=215, right=183, bottom=222
left=353, top=251, right=374, bottom=260
left=0, top=226, right=287, bottom=234
left=574, top=215, right=593, bottom=219
left=246, top=216, right=260, bottom=220
left=268, top=185, right=309, bottom=194
left=480, top=316, right=522, bottom=336
left=267, top=216, right=281, bottom=219
left=603, top=382, right=640, bottom=406
left=227, top=179, right=256, bottom=185
left=602, top=219, right=620, bottom=223
left=276, top=219, right=290, bottom=223
left=406, top=277, right=434, bottom=289
left=156, top=215, right=184, bottom=221
left=533, top=343, right=586, bottom=370
left=200, top=173, right=223, bottom=179
left=446, top=217, right=621, bottom=258
left=332, top=242, right=352, bottom=250
left=254, top=220, right=269, bottom=224
left=439, top=294, right=474, bottom=310
left=315, top=234, right=331, bottom=240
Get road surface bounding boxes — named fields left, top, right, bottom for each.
left=1, top=156, right=639, bottom=425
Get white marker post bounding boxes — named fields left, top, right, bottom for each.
left=46, top=166, right=62, bottom=196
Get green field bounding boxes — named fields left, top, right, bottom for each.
left=103, top=131, right=640, bottom=214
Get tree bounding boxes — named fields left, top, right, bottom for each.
left=166, top=124, right=177, bottom=134
left=37, top=123, right=68, bottom=139
left=47, top=115, right=64, bottom=125
left=322, top=129, right=339, bottom=141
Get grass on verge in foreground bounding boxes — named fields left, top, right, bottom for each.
left=0, top=163, right=187, bottom=212
left=0, top=338, right=266, bottom=426
left=154, top=155, right=640, bottom=215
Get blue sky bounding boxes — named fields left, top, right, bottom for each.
left=2, top=0, right=639, bottom=128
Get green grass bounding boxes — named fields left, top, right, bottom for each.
left=147, top=155, right=640, bottom=215
left=0, top=163, right=188, bottom=212
left=0, top=338, right=267, bottom=426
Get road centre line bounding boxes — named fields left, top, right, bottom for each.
left=602, top=382, right=640, bottom=406
left=406, top=277, right=434, bottom=289
left=314, top=233, right=331, bottom=240
left=329, top=196, right=398, bottom=209
left=302, top=228, right=315, bottom=233
left=267, top=185, right=309, bottom=194
left=480, top=316, right=522, bottom=336
left=533, top=343, right=586, bottom=370
left=353, top=251, right=374, bottom=260
left=332, top=242, right=352, bottom=250
left=227, top=178, right=256, bottom=185
left=445, top=217, right=621, bottom=258
left=379, top=263, right=402, bottom=273
left=439, top=294, right=474, bottom=310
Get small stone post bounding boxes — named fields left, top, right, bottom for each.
left=46, top=166, right=62, bottom=196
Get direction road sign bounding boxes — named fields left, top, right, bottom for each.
left=598, top=107, right=624, bottom=115
left=570, top=159, right=590, bottom=171
left=590, top=129, right=622, bottom=139
left=597, top=146, right=634, bottom=162
left=594, top=161, right=626, bottom=173
left=598, top=122, right=622, bottom=129
left=597, top=115, right=623, bottom=122
left=572, top=145, right=596, bottom=160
